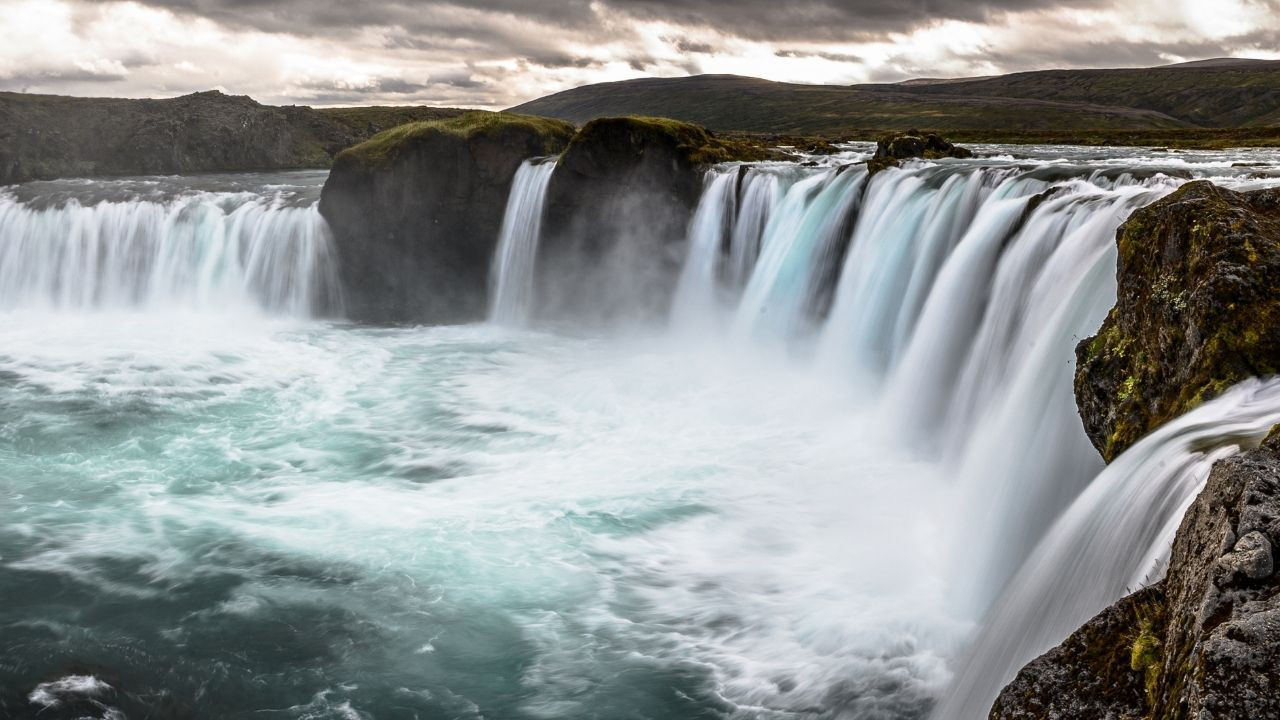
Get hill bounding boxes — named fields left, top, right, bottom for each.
left=510, top=62, right=1280, bottom=136
left=0, top=90, right=465, bottom=185
left=869, top=60, right=1280, bottom=127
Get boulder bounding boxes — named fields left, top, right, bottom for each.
left=866, top=129, right=973, bottom=174
left=534, top=116, right=757, bottom=323
left=1076, top=182, right=1280, bottom=461
left=318, top=111, right=575, bottom=323
left=992, top=434, right=1280, bottom=719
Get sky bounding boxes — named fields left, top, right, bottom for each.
left=1, top=0, right=1278, bottom=109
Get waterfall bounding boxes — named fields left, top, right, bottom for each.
left=670, top=169, right=739, bottom=330
left=0, top=187, right=340, bottom=316
left=932, top=377, right=1280, bottom=719
left=666, top=158, right=1260, bottom=716
left=733, top=166, right=867, bottom=341
left=489, top=158, right=556, bottom=326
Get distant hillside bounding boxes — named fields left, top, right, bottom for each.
left=870, top=60, right=1280, bottom=128
left=511, top=62, right=1280, bottom=135
left=0, top=90, right=465, bottom=184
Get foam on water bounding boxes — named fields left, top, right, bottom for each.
left=6, top=153, right=1280, bottom=719
left=0, top=314, right=965, bottom=718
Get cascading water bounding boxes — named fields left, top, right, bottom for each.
left=5, top=149, right=1280, bottom=720
left=661, top=151, right=1280, bottom=717
left=932, top=378, right=1280, bottom=719
left=489, top=158, right=556, bottom=325
left=732, top=165, right=867, bottom=341
left=0, top=173, right=339, bottom=316
left=670, top=169, right=739, bottom=329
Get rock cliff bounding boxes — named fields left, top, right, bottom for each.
left=0, top=90, right=463, bottom=185
left=318, top=112, right=575, bottom=323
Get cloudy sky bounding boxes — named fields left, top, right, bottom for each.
left=2, top=0, right=1278, bottom=108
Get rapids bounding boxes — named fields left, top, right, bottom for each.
left=3, top=147, right=1280, bottom=719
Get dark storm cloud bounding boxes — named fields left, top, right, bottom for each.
left=99, top=0, right=1108, bottom=42
left=667, top=37, right=717, bottom=54
left=605, top=0, right=1109, bottom=40
left=101, top=0, right=599, bottom=36
left=776, top=49, right=863, bottom=63
left=0, top=67, right=128, bottom=90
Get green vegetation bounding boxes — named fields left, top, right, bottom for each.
left=1130, top=614, right=1163, bottom=708
left=337, top=111, right=576, bottom=170
left=317, top=105, right=466, bottom=133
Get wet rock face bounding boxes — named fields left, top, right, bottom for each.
left=866, top=130, right=973, bottom=174
left=534, top=117, right=712, bottom=324
left=1075, top=181, right=1280, bottom=461
left=318, top=112, right=575, bottom=323
left=992, top=437, right=1280, bottom=720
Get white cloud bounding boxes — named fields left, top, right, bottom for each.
left=0, top=0, right=1276, bottom=107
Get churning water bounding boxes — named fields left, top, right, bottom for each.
left=3, top=150, right=1280, bottom=719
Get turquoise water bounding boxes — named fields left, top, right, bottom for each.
left=0, top=313, right=956, bottom=719
left=9, top=151, right=1279, bottom=719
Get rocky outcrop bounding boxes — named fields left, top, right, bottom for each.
left=0, top=90, right=463, bottom=185
left=535, top=116, right=756, bottom=322
left=318, top=111, right=575, bottom=323
left=992, top=434, right=1280, bottom=720
left=1076, top=182, right=1280, bottom=461
left=991, top=586, right=1163, bottom=720
left=866, top=130, right=973, bottom=174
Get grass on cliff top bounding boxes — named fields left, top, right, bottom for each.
left=567, top=115, right=771, bottom=165
left=339, top=111, right=575, bottom=169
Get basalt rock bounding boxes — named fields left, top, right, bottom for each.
left=1075, top=181, right=1280, bottom=461
left=866, top=130, right=973, bottom=174
left=535, top=116, right=755, bottom=323
left=0, top=90, right=465, bottom=185
left=318, top=112, right=575, bottom=323
left=992, top=433, right=1280, bottom=720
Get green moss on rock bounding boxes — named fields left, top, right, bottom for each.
left=338, top=111, right=575, bottom=171
left=1075, top=181, right=1280, bottom=461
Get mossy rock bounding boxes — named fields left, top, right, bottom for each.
left=557, top=116, right=769, bottom=169
left=336, top=110, right=574, bottom=171
left=319, top=111, right=575, bottom=323
left=1075, top=181, right=1280, bottom=461
left=991, top=585, right=1164, bottom=719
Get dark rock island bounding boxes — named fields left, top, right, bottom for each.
left=318, top=111, right=575, bottom=323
